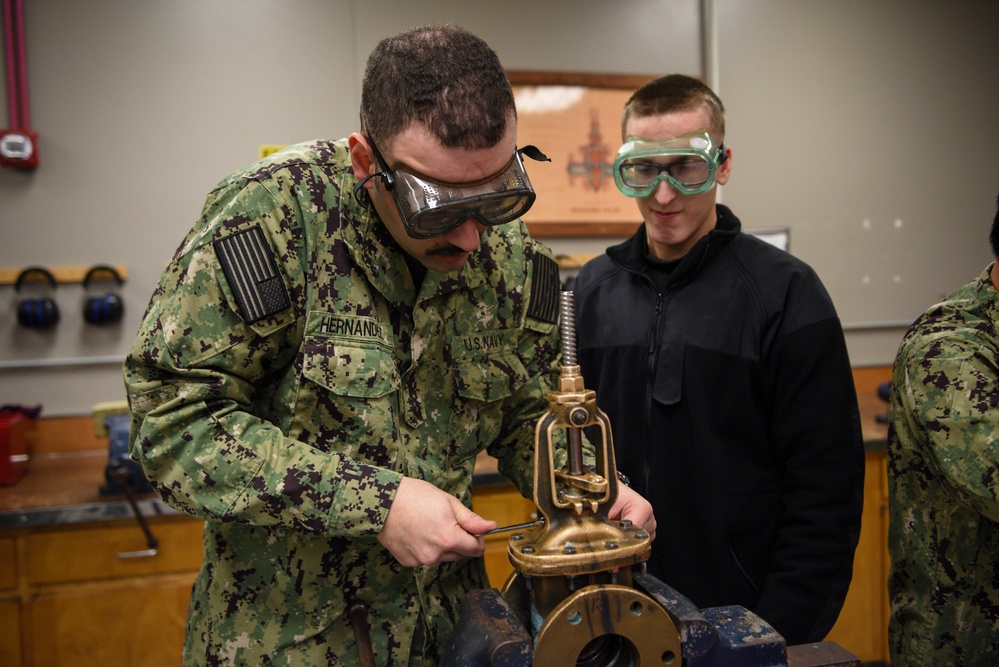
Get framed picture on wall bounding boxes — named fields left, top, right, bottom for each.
left=508, top=70, right=656, bottom=238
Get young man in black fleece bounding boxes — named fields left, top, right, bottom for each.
left=573, top=74, right=865, bottom=645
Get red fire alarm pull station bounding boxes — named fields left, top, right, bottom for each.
left=1, top=0, right=38, bottom=170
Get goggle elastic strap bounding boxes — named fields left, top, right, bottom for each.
left=352, top=137, right=395, bottom=202
left=519, top=145, right=550, bottom=164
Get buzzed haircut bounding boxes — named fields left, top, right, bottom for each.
left=621, top=74, right=726, bottom=140
left=360, top=24, right=515, bottom=150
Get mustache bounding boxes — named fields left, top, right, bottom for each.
left=426, top=244, right=466, bottom=257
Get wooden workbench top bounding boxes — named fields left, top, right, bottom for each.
left=0, top=450, right=113, bottom=513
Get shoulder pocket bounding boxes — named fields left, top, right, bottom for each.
left=653, top=343, right=684, bottom=406
left=213, top=225, right=293, bottom=328
left=451, top=329, right=529, bottom=402
left=454, top=350, right=529, bottom=403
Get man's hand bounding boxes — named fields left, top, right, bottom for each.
left=608, top=484, right=657, bottom=541
left=377, top=477, right=498, bottom=567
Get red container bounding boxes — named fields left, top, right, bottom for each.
left=0, top=412, right=29, bottom=485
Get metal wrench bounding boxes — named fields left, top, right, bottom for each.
left=476, top=518, right=545, bottom=537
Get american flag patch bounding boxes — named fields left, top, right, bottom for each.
left=213, top=226, right=290, bottom=323
left=527, top=253, right=560, bottom=324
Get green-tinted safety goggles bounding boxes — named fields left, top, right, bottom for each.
left=613, top=130, right=727, bottom=197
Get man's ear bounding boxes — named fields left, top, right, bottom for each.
left=716, top=146, right=733, bottom=186
left=349, top=133, right=375, bottom=181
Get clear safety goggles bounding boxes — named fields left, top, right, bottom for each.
left=358, top=137, right=549, bottom=239
left=613, top=130, right=727, bottom=197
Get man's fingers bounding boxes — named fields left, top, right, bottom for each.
left=452, top=498, right=497, bottom=537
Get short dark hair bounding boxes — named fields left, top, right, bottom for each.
left=621, top=74, right=725, bottom=141
left=360, top=24, right=515, bottom=150
left=990, top=192, right=999, bottom=259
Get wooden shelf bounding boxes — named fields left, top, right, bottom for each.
left=0, top=265, right=128, bottom=287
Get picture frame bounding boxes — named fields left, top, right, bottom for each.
left=508, top=70, right=656, bottom=238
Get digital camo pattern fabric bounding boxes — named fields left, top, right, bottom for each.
left=888, top=265, right=999, bottom=666
left=123, top=138, right=562, bottom=666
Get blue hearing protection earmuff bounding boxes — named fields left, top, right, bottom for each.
left=82, top=265, right=124, bottom=325
left=15, top=266, right=60, bottom=328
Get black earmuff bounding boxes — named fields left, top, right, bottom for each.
left=15, top=266, right=60, bottom=328
left=82, top=265, right=124, bottom=325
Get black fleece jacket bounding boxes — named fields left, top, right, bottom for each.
left=573, top=205, right=864, bottom=644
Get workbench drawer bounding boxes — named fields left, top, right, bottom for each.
left=0, top=536, right=16, bottom=590
left=26, top=517, right=204, bottom=586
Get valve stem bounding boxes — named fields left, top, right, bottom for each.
left=559, top=291, right=585, bottom=475
left=559, top=291, right=578, bottom=367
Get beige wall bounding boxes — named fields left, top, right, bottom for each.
left=1, top=0, right=996, bottom=415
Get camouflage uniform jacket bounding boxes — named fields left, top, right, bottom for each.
left=123, top=139, right=563, bottom=666
left=888, top=264, right=999, bottom=666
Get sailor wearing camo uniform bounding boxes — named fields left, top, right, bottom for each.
left=124, top=23, right=656, bottom=666
left=888, top=194, right=999, bottom=666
